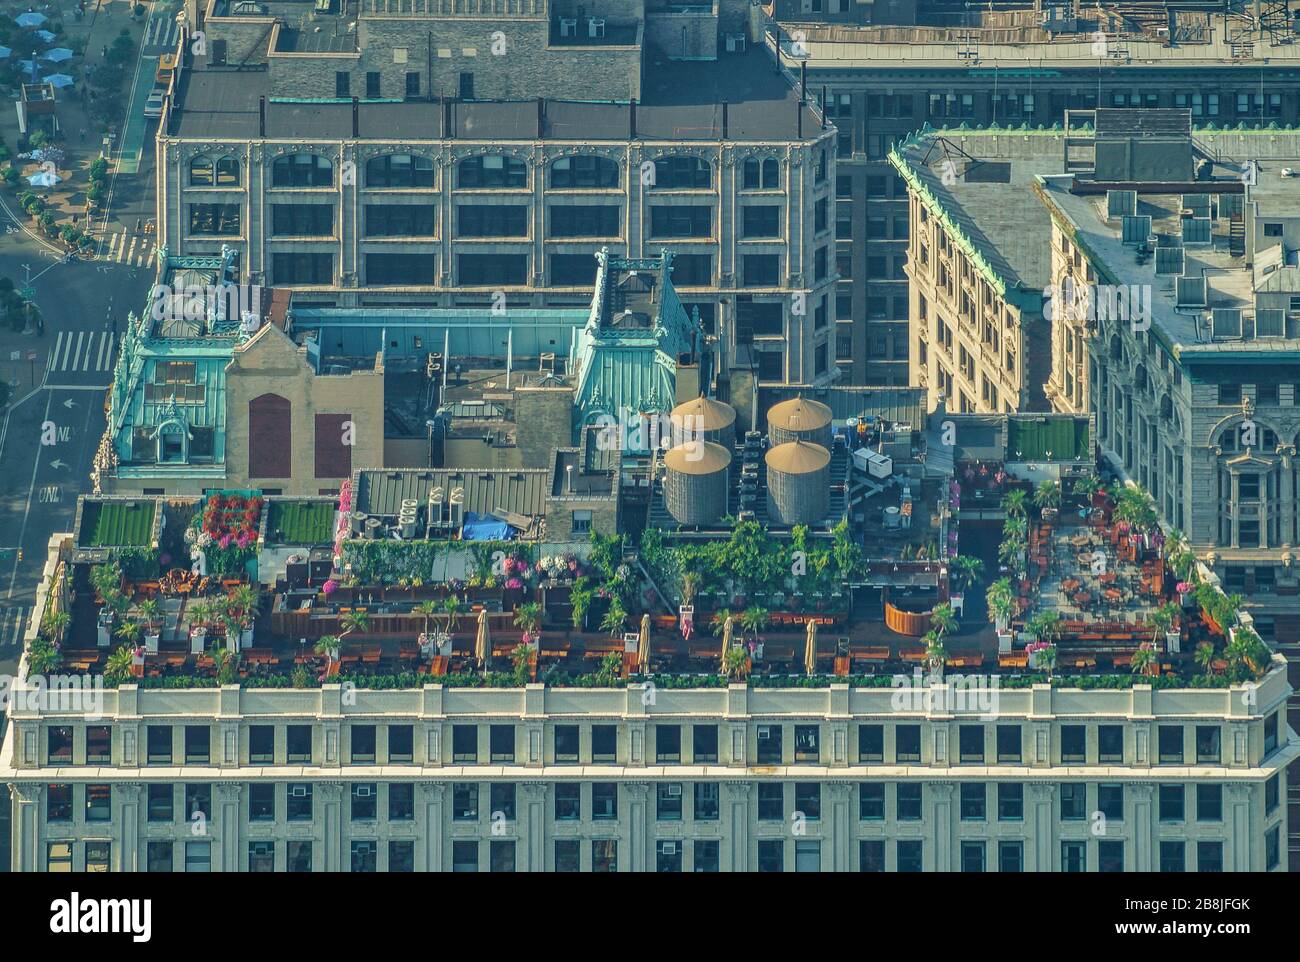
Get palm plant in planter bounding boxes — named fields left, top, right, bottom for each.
left=414, top=599, right=439, bottom=644
left=570, top=580, right=594, bottom=631
left=929, top=601, right=958, bottom=638
left=41, top=610, right=71, bottom=646
left=187, top=600, right=213, bottom=654
left=600, top=598, right=627, bottom=640
left=105, top=645, right=137, bottom=683
left=314, top=634, right=342, bottom=670
left=137, top=598, right=162, bottom=653
left=340, top=609, right=370, bottom=638
left=1071, top=473, right=1103, bottom=510
left=1149, top=601, right=1180, bottom=653
left=1033, top=479, right=1062, bottom=520
left=1025, top=610, right=1060, bottom=673
left=710, top=608, right=733, bottom=635
left=1002, top=488, right=1028, bottom=520
left=1194, top=640, right=1218, bottom=680
left=1001, top=515, right=1028, bottom=541
left=722, top=643, right=751, bottom=680
left=513, top=601, right=543, bottom=650
left=947, top=555, right=983, bottom=610
left=739, top=606, right=769, bottom=647
left=986, top=577, right=1016, bottom=650
left=922, top=629, right=947, bottom=675
left=1224, top=626, right=1271, bottom=682
left=227, top=584, right=259, bottom=648
left=209, top=644, right=240, bottom=684
left=1130, top=643, right=1159, bottom=678
left=114, top=618, right=142, bottom=650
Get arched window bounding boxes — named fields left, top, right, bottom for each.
left=366, top=153, right=435, bottom=188
left=156, top=420, right=188, bottom=464
left=762, top=158, right=779, bottom=188
left=742, top=158, right=759, bottom=190
left=742, top=156, right=779, bottom=190
left=215, top=156, right=241, bottom=187
left=189, top=156, right=214, bottom=186
left=457, top=154, right=527, bottom=189
left=272, top=153, right=334, bottom=188
left=551, top=155, right=619, bottom=189
left=652, top=154, right=711, bottom=190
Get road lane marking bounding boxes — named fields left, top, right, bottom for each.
left=47, top=331, right=62, bottom=371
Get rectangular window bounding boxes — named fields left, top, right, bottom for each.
left=452, top=840, right=478, bottom=872
left=996, top=725, right=1021, bottom=763
left=656, top=783, right=684, bottom=821
left=693, top=782, right=720, bottom=820
left=897, top=783, right=922, bottom=821
left=1158, top=726, right=1184, bottom=764
left=554, top=783, right=581, bottom=821
left=388, top=725, right=413, bottom=763
left=452, top=725, right=477, bottom=763
left=997, top=783, right=1023, bottom=821
left=458, top=253, right=527, bottom=286
left=1098, top=725, right=1124, bottom=763
left=452, top=783, right=478, bottom=821
left=147, top=726, right=173, bottom=765
left=1098, top=840, right=1124, bottom=872
left=593, top=839, right=618, bottom=873
left=592, top=726, right=617, bottom=763
left=757, top=725, right=783, bottom=765
left=1195, top=726, right=1221, bottom=764
left=897, top=840, right=923, bottom=872
left=742, top=205, right=780, bottom=238
left=859, top=783, right=884, bottom=820
left=1197, top=784, right=1223, bottom=822
left=693, top=725, right=718, bottom=764
left=550, top=254, right=597, bottom=287
left=389, top=840, right=415, bottom=872
left=958, top=726, right=984, bottom=763
left=490, top=840, right=516, bottom=873
left=272, top=204, right=333, bottom=236
left=1060, top=725, right=1086, bottom=764
left=188, top=203, right=241, bottom=236
left=1061, top=841, right=1085, bottom=873
left=86, top=726, right=111, bottom=764
left=794, top=783, right=821, bottom=821
left=365, top=71, right=380, bottom=98
left=548, top=205, right=619, bottom=238
left=458, top=205, right=528, bottom=237
left=351, top=783, right=378, bottom=821
left=185, top=841, right=211, bottom=872
left=249, top=841, right=275, bottom=873
left=335, top=72, right=349, bottom=97
left=1159, top=840, right=1185, bottom=872
left=249, top=783, right=275, bottom=822
left=1159, top=784, right=1184, bottom=822
left=896, top=725, right=921, bottom=763
left=998, top=840, right=1023, bottom=873
left=287, top=783, right=313, bottom=821
left=743, top=254, right=779, bottom=287
left=757, top=783, right=784, bottom=821
left=794, top=725, right=820, bottom=763
left=147, top=841, right=173, bottom=873
left=694, top=840, right=720, bottom=873
left=656, top=724, right=681, bottom=763
left=1060, top=783, right=1086, bottom=821
left=555, top=725, right=579, bottom=763
left=287, top=841, right=312, bottom=871
left=555, top=839, right=580, bottom=872
left=959, top=783, right=986, bottom=821
left=146, top=784, right=172, bottom=823
left=1098, top=783, right=1124, bottom=821
left=351, top=725, right=377, bottom=764
left=860, top=840, right=885, bottom=872
left=490, top=725, right=515, bottom=763
left=489, top=783, right=516, bottom=821
left=858, top=724, right=884, bottom=763
left=757, top=839, right=784, bottom=873
left=47, top=727, right=73, bottom=764
left=85, top=784, right=112, bottom=822
left=592, top=782, right=618, bottom=820
left=388, top=783, right=415, bottom=821
left=960, top=840, right=986, bottom=873
left=271, top=252, right=333, bottom=286
left=671, top=253, right=711, bottom=286
left=364, top=204, right=436, bottom=237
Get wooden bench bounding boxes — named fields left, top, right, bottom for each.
left=998, top=652, right=1028, bottom=668
left=851, top=646, right=890, bottom=663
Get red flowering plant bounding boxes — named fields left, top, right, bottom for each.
left=191, top=493, right=264, bottom=577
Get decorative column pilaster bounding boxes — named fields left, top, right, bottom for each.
left=624, top=781, right=649, bottom=872
left=724, top=780, right=752, bottom=872
left=520, top=783, right=548, bottom=872
left=827, top=782, right=854, bottom=872
left=214, top=782, right=243, bottom=872
left=316, top=781, right=345, bottom=872
left=118, top=783, right=143, bottom=872
left=1027, top=782, right=1056, bottom=872
left=1130, top=783, right=1154, bottom=872
left=928, top=781, right=955, bottom=872
left=418, top=783, right=446, bottom=872
left=9, top=783, right=43, bottom=873
left=1227, top=782, right=1253, bottom=871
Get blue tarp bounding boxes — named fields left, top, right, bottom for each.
left=461, top=512, right=512, bottom=541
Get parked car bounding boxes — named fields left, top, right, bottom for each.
left=143, top=89, right=165, bottom=119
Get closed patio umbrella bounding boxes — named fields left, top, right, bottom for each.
left=719, top=615, right=733, bottom=662
left=637, top=613, right=650, bottom=673
left=804, top=619, right=818, bottom=677
left=475, top=608, right=490, bottom=669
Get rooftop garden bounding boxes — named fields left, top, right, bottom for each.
left=79, top=500, right=155, bottom=548
left=266, top=500, right=335, bottom=545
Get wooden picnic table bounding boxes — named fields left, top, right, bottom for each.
left=851, top=646, right=890, bottom=662
left=998, top=652, right=1029, bottom=668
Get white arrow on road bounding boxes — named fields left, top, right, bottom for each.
left=62, top=398, right=75, bottom=409
left=49, top=459, right=67, bottom=470
left=96, top=265, right=112, bottom=274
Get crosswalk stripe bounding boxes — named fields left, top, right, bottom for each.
left=47, top=331, right=62, bottom=371
left=0, top=606, right=30, bottom=648
left=96, top=331, right=111, bottom=370
left=61, top=332, right=75, bottom=370
left=82, top=333, right=96, bottom=371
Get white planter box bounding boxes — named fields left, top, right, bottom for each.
left=240, top=625, right=254, bottom=649
left=997, top=631, right=1013, bottom=653
left=225, top=633, right=238, bottom=654
left=144, top=631, right=160, bottom=654
left=1165, top=630, right=1181, bottom=654
left=131, top=649, right=144, bottom=666
left=97, top=613, right=113, bottom=648
left=190, top=627, right=206, bottom=655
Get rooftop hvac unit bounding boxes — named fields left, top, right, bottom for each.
left=354, top=785, right=373, bottom=798
left=1182, top=216, right=1212, bottom=246
left=1255, top=309, right=1286, bottom=338
left=659, top=841, right=678, bottom=855
left=539, top=352, right=556, bottom=373
left=290, top=785, right=309, bottom=798
left=1106, top=190, right=1137, bottom=218
left=1121, top=215, right=1152, bottom=245
left=725, top=33, right=746, bottom=53
left=667, top=784, right=682, bottom=796
left=1218, top=194, right=1244, bottom=217
left=1212, top=309, right=1243, bottom=339
left=1175, top=275, right=1207, bottom=309
left=398, top=513, right=418, bottom=540
left=560, top=17, right=577, bottom=37
left=400, top=499, right=419, bottom=513
left=588, top=17, right=605, bottom=38
left=1154, top=247, right=1185, bottom=277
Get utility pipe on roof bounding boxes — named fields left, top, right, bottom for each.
left=506, top=327, right=513, bottom=389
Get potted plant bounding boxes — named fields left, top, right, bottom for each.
left=947, top=555, right=983, bottom=614
left=1033, top=479, right=1062, bottom=520
left=1072, top=473, right=1103, bottom=512
left=105, top=644, right=137, bottom=683
left=27, top=635, right=61, bottom=675
left=1025, top=610, right=1061, bottom=672
left=1002, top=488, right=1028, bottom=520
left=721, top=643, right=751, bottom=680
left=922, top=629, right=947, bottom=677
left=1149, top=601, right=1181, bottom=654
left=41, top=610, right=71, bottom=647
left=187, top=600, right=212, bottom=655
left=986, top=577, right=1016, bottom=651
left=1194, top=640, right=1218, bottom=680
left=227, top=584, right=259, bottom=649
left=137, top=598, right=162, bottom=654
left=1130, top=642, right=1159, bottom=678
left=1025, top=640, right=1057, bottom=677
left=509, top=642, right=535, bottom=686
left=414, top=599, right=439, bottom=656
left=314, top=634, right=342, bottom=670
